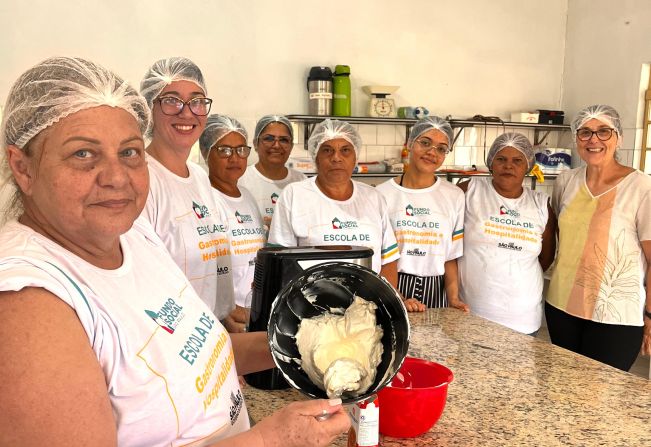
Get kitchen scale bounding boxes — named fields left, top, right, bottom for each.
left=362, top=85, right=399, bottom=118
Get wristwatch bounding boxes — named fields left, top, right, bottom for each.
left=645, top=308, right=651, bottom=320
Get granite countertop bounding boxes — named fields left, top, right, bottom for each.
left=243, top=308, right=651, bottom=446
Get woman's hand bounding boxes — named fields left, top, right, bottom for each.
left=250, top=399, right=350, bottom=447
left=404, top=297, right=426, bottom=312
left=231, top=305, right=249, bottom=324
left=448, top=297, right=470, bottom=313
left=223, top=315, right=246, bottom=333
left=224, top=306, right=250, bottom=333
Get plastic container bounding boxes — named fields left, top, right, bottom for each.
left=333, top=65, right=351, bottom=116
left=377, top=356, right=453, bottom=438
left=354, top=162, right=386, bottom=174
left=400, top=145, right=410, bottom=172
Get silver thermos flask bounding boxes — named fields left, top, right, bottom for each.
left=307, top=66, right=333, bottom=116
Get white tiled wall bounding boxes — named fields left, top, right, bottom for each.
left=273, top=121, right=644, bottom=195
left=288, top=123, right=569, bottom=170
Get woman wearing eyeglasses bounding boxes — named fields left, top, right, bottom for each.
left=376, top=116, right=467, bottom=312
left=239, top=115, right=306, bottom=229
left=546, top=104, right=651, bottom=370
left=457, top=133, right=556, bottom=335
left=268, top=119, right=424, bottom=312
left=201, top=115, right=266, bottom=333
left=140, top=57, right=236, bottom=327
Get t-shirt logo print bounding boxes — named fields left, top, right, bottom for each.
left=235, top=211, right=253, bottom=224
left=405, top=204, right=430, bottom=216
left=499, top=205, right=520, bottom=218
left=270, top=192, right=279, bottom=204
left=331, top=217, right=358, bottom=229
left=144, top=298, right=185, bottom=334
left=192, top=201, right=211, bottom=219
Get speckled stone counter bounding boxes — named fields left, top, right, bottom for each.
left=243, top=308, right=651, bottom=446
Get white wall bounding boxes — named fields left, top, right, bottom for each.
left=0, top=0, right=568, bottom=166
left=562, top=0, right=651, bottom=169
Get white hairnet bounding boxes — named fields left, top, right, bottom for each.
left=407, top=116, right=454, bottom=148
left=570, top=104, right=623, bottom=143
left=307, top=119, right=361, bottom=161
left=1, top=56, right=150, bottom=150
left=253, top=115, right=294, bottom=146
left=486, top=132, right=535, bottom=170
left=199, top=114, right=248, bottom=160
left=140, top=57, right=207, bottom=109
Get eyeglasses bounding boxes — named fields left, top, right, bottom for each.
left=156, top=96, right=213, bottom=116
left=415, top=138, right=450, bottom=155
left=259, top=134, right=292, bottom=147
left=576, top=127, right=616, bottom=142
left=211, top=145, right=252, bottom=159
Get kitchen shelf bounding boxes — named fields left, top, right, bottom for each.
left=286, top=114, right=571, bottom=147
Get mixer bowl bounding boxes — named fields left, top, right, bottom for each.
left=267, top=262, right=410, bottom=404
left=378, top=356, right=454, bottom=438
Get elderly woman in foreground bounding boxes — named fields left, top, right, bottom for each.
left=0, top=57, right=348, bottom=446
left=268, top=119, right=425, bottom=312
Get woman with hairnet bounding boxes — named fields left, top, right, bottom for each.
left=546, top=105, right=651, bottom=370
left=268, top=119, right=424, bottom=312
left=239, top=115, right=306, bottom=228
left=0, top=57, right=349, bottom=447
left=139, top=57, right=236, bottom=329
left=376, top=117, right=468, bottom=311
left=457, top=132, right=556, bottom=335
left=200, top=115, right=266, bottom=333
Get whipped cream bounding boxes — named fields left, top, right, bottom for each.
left=295, top=295, right=384, bottom=398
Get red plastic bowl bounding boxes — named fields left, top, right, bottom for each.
left=377, top=356, right=453, bottom=438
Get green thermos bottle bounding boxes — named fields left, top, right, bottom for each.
left=332, top=65, right=351, bottom=116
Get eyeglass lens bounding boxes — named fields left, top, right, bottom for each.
left=417, top=139, right=450, bottom=155
left=261, top=135, right=292, bottom=146
left=158, top=97, right=212, bottom=116
left=215, top=146, right=251, bottom=158
left=576, top=128, right=614, bottom=141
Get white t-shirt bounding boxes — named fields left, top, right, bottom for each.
left=143, top=156, right=234, bottom=320
left=458, top=177, right=549, bottom=334
left=268, top=177, right=400, bottom=273
left=549, top=167, right=651, bottom=326
left=0, top=219, right=249, bottom=446
left=238, top=165, right=306, bottom=222
left=376, top=177, right=464, bottom=277
left=213, top=187, right=266, bottom=308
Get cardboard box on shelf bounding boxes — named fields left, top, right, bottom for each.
left=287, top=157, right=315, bottom=173
left=510, top=112, right=539, bottom=123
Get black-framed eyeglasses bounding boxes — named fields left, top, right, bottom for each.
left=156, top=96, right=213, bottom=116
left=576, top=127, right=616, bottom=142
left=260, top=134, right=292, bottom=147
left=212, top=145, right=252, bottom=159
left=415, top=138, right=450, bottom=155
